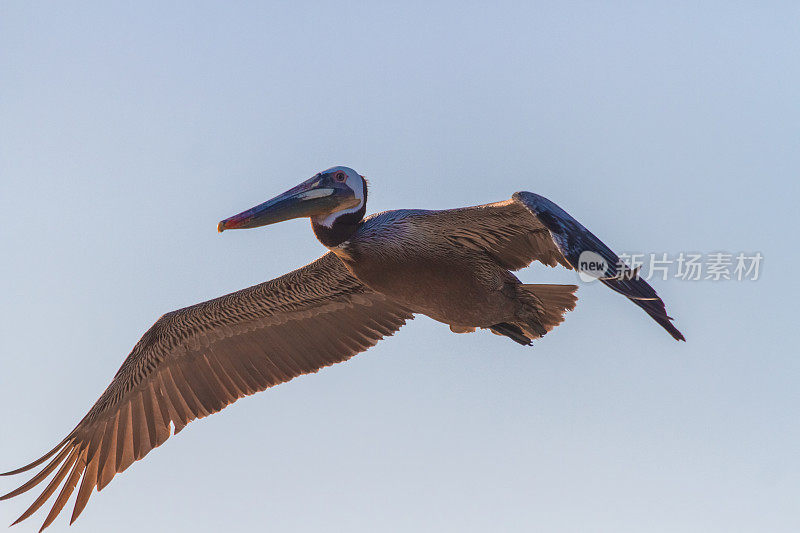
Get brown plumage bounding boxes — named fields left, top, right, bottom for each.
left=2, top=166, right=683, bottom=530
left=334, top=203, right=576, bottom=342
left=1, top=253, right=412, bottom=530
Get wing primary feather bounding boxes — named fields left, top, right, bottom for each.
left=97, top=414, right=119, bottom=490
left=11, top=445, right=80, bottom=526
left=39, top=446, right=88, bottom=532
left=146, top=383, right=172, bottom=446
left=601, top=278, right=686, bottom=341
left=70, top=442, right=101, bottom=525
left=0, top=438, right=71, bottom=477
left=0, top=444, right=73, bottom=501
left=68, top=424, right=105, bottom=524
left=115, top=401, right=135, bottom=473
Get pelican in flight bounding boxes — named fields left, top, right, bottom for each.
left=2, top=166, right=683, bottom=530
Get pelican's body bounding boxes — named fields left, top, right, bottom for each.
left=333, top=209, right=558, bottom=337
left=2, top=166, right=684, bottom=530
left=339, top=210, right=515, bottom=327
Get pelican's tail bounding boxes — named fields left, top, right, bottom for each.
left=490, top=284, right=578, bottom=346
left=519, top=283, right=578, bottom=335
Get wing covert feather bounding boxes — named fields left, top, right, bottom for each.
left=403, top=199, right=571, bottom=270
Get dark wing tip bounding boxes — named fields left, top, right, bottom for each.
left=513, top=191, right=685, bottom=341
left=600, top=276, right=685, bottom=341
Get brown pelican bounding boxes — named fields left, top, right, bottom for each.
left=2, top=166, right=683, bottom=530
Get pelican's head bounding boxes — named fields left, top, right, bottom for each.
left=218, top=166, right=367, bottom=238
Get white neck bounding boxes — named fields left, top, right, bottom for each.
left=314, top=198, right=364, bottom=228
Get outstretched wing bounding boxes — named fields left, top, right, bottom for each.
left=411, top=192, right=684, bottom=341
left=1, top=252, right=413, bottom=530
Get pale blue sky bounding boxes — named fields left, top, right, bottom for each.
left=1, top=2, right=798, bottom=532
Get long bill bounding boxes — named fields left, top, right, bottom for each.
left=218, top=177, right=341, bottom=232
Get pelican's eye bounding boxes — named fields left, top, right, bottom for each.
left=334, top=171, right=347, bottom=182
